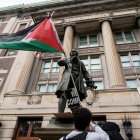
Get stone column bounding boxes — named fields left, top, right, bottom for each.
left=2, top=16, right=17, bottom=34
left=63, top=25, right=74, bottom=57
left=57, top=25, right=74, bottom=84
left=101, top=21, right=125, bottom=88
left=2, top=51, right=35, bottom=95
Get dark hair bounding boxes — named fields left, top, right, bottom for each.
left=73, top=107, right=92, bottom=131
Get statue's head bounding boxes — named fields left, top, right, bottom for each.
left=70, top=49, right=79, bottom=63
left=70, top=49, right=78, bottom=57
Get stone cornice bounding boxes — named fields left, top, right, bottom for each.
left=0, top=0, right=140, bottom=21
left=53, top=9, right=138, bottom=25
left=32, top=0, right=140, bottom=23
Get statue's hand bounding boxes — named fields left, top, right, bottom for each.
left=68, top=63, right=72, bottom=68
left=86, top=80, right=97, bottom=89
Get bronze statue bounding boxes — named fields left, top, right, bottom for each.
left=55, top=49, right=96, bottom=112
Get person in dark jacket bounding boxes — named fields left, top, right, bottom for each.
left=102, top=121, right=124, bottom=140
left=55, top=49, right=96, bottom=112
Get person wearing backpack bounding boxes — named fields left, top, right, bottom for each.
left=60, top=107, right=110, bottom=140
left=102, top=122, right=124, bottom=140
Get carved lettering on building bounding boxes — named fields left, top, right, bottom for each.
left=65, top=13, right=110, bottom=22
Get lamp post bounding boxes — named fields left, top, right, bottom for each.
left=122, top=115, right=133, bottom=140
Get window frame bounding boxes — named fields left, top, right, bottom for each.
left=120, top=52, right=140, bottom=68
left=94, top=81, right=104, bottom=89
left=114, top=30, right=135, bottom=45
left=37, top=83, right=47, bottom=93
left=126, top=79, right=138, bottom=88
left=41, top=59, right=59, bottom=74
left=13, top=21, right=30, bottom=33
left=80, top=55, right=102, bottom=71
left=15, top=117, right=42, bottom=138
left=79, top=34, right=99, bottom=48
left=37, top=82, right=57, bottom=93
left=47, top=83, right=57, bottom=93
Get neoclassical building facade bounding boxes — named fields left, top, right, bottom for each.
left=0, top=0, right=140, bottom=140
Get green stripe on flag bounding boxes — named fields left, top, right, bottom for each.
left=0, top=40, right=60, bottom=52
left=25, top=39, right=60, bottom=52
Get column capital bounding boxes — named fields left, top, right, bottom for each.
left=62, top=20, right=75, bottom=31
left=99, top=18, right=112, bottom=27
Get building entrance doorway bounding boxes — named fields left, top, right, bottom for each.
left=15, top=117, right=42, bottom=140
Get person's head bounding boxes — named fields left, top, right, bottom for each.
left=73, top=107, right=92, bottom=131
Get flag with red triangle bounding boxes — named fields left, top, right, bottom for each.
left=0, top=18, right=63, bottom=52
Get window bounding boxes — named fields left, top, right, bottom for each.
left=81, top=56, right=101, bottom=70
left=131, top=54, right=140, bottom=67
left=5, top=49, right=16, bottom=56
left=90, top=58, right=101, bottom=70
left=89, top=35, right=98, bottom=46
left=41, top=60, right=59, bottom=74
left=120, top=53, right=140, bottom=68
left=79, top=36, right=87, bottom=47
left=42, top=62, right=51, bottom=73
left=15, top=117, right=42, bottom=139
left=79, top=34, right=99, bottom=48
left=126, top=79, right=137, bottom=88
left=120, top=55, right=131, bottom=67
left=115, top=31, right=135, bottom=44
left=37, top=84, right=47, bottom=93
left=81, top=58, right=89, bottom=69
left=52, top=62, right=59, bottom=73
left=81, top=56, right=103, bottom=89
left=37, top=83, right=57, bottom=93
left=47, top=83, right=57, bottom=92
left=115, top=32, right=124, bottom=44
left=17, top=23, right=27, bottom=32
left=94, top=81, right=103, bottom=89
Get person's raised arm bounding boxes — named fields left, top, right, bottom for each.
left=89, top=122, right=110, bottom=140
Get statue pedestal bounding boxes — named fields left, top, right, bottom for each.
left=34, top=112, right=74, bottom=140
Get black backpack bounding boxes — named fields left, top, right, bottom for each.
left=102, top=122, right=124, bottom=140
left=63, top=131, right=87, bottom=140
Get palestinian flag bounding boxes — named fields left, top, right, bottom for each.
left=0, top=18, right=63, bottom=52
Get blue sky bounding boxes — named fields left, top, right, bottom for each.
left=0, top=0, right=47, bottom=8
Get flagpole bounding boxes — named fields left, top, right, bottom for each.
left=49, top=11, right=66, bottom=57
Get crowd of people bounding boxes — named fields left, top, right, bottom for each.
left=60, top=107, right=124, bottom=140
